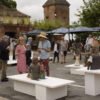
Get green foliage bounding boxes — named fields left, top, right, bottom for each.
left=8, top=15, right=13, bottom=25
left=71, top=21, right=81, bottom=28
left=76, top=0, right=100, bottom=27
left=19, top=19, right=25, bottom=25
left=32, top=19, right=67, bottom=31
left=1, top=0, right=17, bottom=10
left=71, top=0, right=100, bottom=39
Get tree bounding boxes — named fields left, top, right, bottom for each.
left=1, top=0, right=17, bottom=10
left=33, top=19, right=67, bottom=31
left=76, top=0, right=100, bottom=27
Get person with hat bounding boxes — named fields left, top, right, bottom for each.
left=38, top=32, right=51, bottom=76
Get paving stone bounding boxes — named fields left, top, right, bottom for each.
left=0, top=97, right=9, bottom=100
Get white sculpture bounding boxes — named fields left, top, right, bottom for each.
left=74, top=56, right=80, bottom=66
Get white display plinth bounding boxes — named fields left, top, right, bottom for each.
left=7, top=56, right=53, bottom=65
left=65, top=64, right=84, bottom=75
left=8, top=74, right=74, bottom=100
left=7, top=56, right=17, bottom=65
left=77, top=68, right=100, bottom=96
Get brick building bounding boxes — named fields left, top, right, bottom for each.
left=0, top=5, right=33, bottom=39
left=43, top=0, right=70, bottom=26
left=0, top=24, right=33, bottom=38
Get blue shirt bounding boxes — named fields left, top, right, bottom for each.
left=38, top=40, right=51, bottom=59
left=27, top=41, right=32, bottom=51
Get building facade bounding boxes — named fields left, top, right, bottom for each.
left=43, top=0, right=70, bottom=26
left=0, top=5, right=33, bottom=38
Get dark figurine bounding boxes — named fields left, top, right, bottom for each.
left=27, top=57, right=40, bottom=80
left=87, top=55, right=92, bottom=70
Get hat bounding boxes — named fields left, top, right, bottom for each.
left=38, top=32, right=47, bottom=39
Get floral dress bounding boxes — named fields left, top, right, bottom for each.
left=16, top=45, right=27, bottom=73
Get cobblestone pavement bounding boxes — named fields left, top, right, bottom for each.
left=0, top=53, right=100, bottom=100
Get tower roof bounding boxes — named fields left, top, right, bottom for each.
left=43, top=0, right=70, bottom=7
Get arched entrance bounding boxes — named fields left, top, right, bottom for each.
left=5, top=32, right=16, bottom=38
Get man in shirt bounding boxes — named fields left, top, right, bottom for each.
left=85, top=34, right=93, bottom=52
left=60, top=36, right=68, bottom=63
left=38, top=32, right=51, bottom=76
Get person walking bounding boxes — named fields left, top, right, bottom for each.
left=52, top=39, right=60, bottom=63
left=92, top=36, right=99, bottom=54
left=26, top=44, right=32, bottom=67
left=60, top=36, right=68, bottom=63
left=15, top=36, right=27, bottom=74
left=0, top=35, right=10, bottom=82
left=85, top=34, right=93, bottom=52
left=38, top=32, right=51, bottom=76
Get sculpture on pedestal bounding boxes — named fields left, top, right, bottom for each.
left=27, top=57, right=40, bottom=80
left=27, top=57, right=45, bottom=80
left=74, top=55, right=80, bottom=66
left=72, top=38, right=83, bottom=66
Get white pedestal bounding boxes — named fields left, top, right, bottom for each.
left=65, top=64, right=84, bottom=75
left=36, top=85, right=67, bottom=100
left=77, top=68, right=100, bottom=96
left=8, top=74, right=74, bottom=100
left=7, top=56, right=17, bottom=65
left=85, top=72, right=100, bottom=96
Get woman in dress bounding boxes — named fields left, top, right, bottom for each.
left=15, top=37, right=27, bottom=74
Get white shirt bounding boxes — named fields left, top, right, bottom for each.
left=54, top=43, right=58, bottom=52
left=86, top=37, right=93, bottom=46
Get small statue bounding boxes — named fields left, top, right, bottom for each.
left=87, top=55, right=92, bottom=70
left=74, top=55, right=80, bottom=66
left=72, top=38, right=82, bottom=66
left=27, top=57, right=40, bottom=80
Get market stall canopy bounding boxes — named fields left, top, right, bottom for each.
left=69, top=26, right=95, bottom=33
left=50, top=28, right=69, bottom=34
left=91, top=27, right=100, bottom=32
left=26, top=29, right=47, bottom=35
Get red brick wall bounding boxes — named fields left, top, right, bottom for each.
left=0, top=25, right=34, bottom=38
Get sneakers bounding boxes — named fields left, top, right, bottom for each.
left=1, top=78, right=8, bottom=82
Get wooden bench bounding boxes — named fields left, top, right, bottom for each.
left=76, top=68, right=100, bottom=96
left=8, top=74, right=74, bottom=100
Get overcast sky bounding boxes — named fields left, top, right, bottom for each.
left=14, top=0, right=84, bottom=24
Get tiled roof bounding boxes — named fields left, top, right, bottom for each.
left=0, top=5, right=30, bottom=17
left=43, top=0, right=70, bottom=7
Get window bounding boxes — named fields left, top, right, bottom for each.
left=46, top=16, right=49, bottom=19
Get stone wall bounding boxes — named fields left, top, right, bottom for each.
left=44, top=4, right=69, bottom=26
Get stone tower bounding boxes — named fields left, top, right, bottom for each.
left=43, top=0, right=70, bottom=26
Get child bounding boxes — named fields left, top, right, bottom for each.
left=27, top=57, right=40, bottom=80
left=40, top=62, right=45, bottom=79
left=26, top=44, right=32, bottom=67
